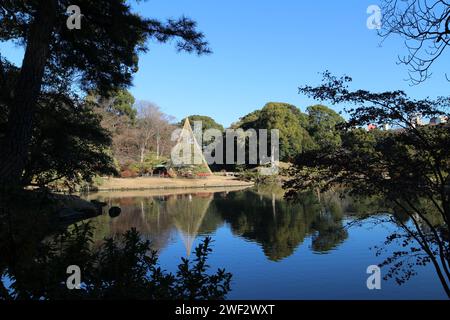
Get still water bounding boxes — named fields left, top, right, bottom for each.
left=83, top=186, right=447, bottom=300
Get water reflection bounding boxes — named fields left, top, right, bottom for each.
left=1, top=187, right=446, bottom=299
left=85, top=186, right=385, bottom=261
left=213, top=189, right=348, bottom=260
left=86, top=192, right=216, bottom=255
left=0, top=190, right=232, bottom=300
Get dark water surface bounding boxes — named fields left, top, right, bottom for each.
left=83, top=187, right=447, bottom=299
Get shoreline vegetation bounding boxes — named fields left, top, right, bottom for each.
left=1, top=0, right=448, bottom=300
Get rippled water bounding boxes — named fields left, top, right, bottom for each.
left=83, top=186, right=447, bottom=299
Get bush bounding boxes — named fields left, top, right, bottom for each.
left=1, top=224, right=232, bottom=300
left=120, top=169, right=138, bottom=178
left=119, top=154, right=169, bottom=177
left=236, top=169, right=277, bottom=184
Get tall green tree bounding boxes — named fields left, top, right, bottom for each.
left=180, top=115, right=224, bottom=132
left=236, top=102, right=315, bottom=161
left=179, top=115, right=224, bottom=151
left=23, top=94, right=116, bottom=189
left=86, top=88, right=137, bottom=121
left=286, top=72, right=450, bottom=297
left=305, top=104, right=345, bottom=148
left=0, top=55, right=116, bottom=189
left=0, top=1, right=210, bottom=188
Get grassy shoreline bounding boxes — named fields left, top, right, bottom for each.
left=91, top=176, right=254, bottom=192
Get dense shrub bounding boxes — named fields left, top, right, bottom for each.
left=0, top=224, right=232, bottom=300
left=120, top=169, right=139, bottom=178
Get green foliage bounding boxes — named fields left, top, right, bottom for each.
left=236, top=102, right=316, bottom=161
left=143, top=152, right=169, bottom=170
left=291, top=72, right=450, bottom=201
left=0, top=76, right=117, bottom=189
left=173, top=237, right=231, bottom=299
left=0, top=1, right=210, bottom=96
left=130, top=153, right=169, bottom=175
left=180, top=115, right=224, bottom=132
left=288, top=72, right=450, bottom=296
left=306, top=105, right=345, bottom=148
left=86, top=88, right=137, bottom=121
left=180, top=115, right=224, bottom=150
left=236, top=168, right=277, bottom=185
left=0, top=1, right=210, bottom=187
left=0, top=223, right=232, bottom=300
left=233, top=110, right=261, bottom=128
left=114, top=89, right=137, bottom=120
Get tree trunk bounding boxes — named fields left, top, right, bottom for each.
left=444, top=197, right=450, bottom=236
left=0, top=0, right=57, bottom=188
left=140, top=147, right=145, bottom=163
left=156, top=133, right=160, bottom=159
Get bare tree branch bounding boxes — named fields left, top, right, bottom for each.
left=380, top=0, right=450, bottom=84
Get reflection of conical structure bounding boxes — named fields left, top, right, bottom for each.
left=166, top=194, right=213, bottom=257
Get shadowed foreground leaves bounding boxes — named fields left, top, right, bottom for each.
left=0, top=224, right=231, bottom=300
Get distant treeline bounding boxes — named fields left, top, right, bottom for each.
left=93, top=90, right=345, bottom=175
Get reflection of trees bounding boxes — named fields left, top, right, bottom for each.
left=0, top=192, right=232, bottom=300
left=214, top=190, right=349, bottom=261
left=0, top=206, right=231, bottom=299
left=198, top=202, right=223, bottom=234
left=86, top=189, right=389, bottom=262
left=87, top=193, right=214, bottom=255
left=88, top=197, right=175, bottom=252
left=310, top=214, right=347, bottom=252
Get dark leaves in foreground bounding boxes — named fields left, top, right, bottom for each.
left=1, top=224, right=231, bottom=300
left=289, top=71, right=450, bottom=297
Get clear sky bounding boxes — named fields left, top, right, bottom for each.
left=1, top=0, right=448, bottom=127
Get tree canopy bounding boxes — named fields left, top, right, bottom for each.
left=286, top=72, right=450, bottom=296
left=86, top=88, right=137, bottom=121
left=234, top=102, right=344, bottom=162
left=180, top=115, right=224, bottom=132
left=306, top=105, right=345, bottom=148
left=0, top=0, right=210, bottom=188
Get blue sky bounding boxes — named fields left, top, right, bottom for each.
left=1, top=0, right=448, bottom=127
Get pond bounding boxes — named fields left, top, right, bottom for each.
left=83, top=186, right=447, bottom=300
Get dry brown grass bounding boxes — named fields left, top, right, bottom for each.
left=96, top=175, right=254, bottom=191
